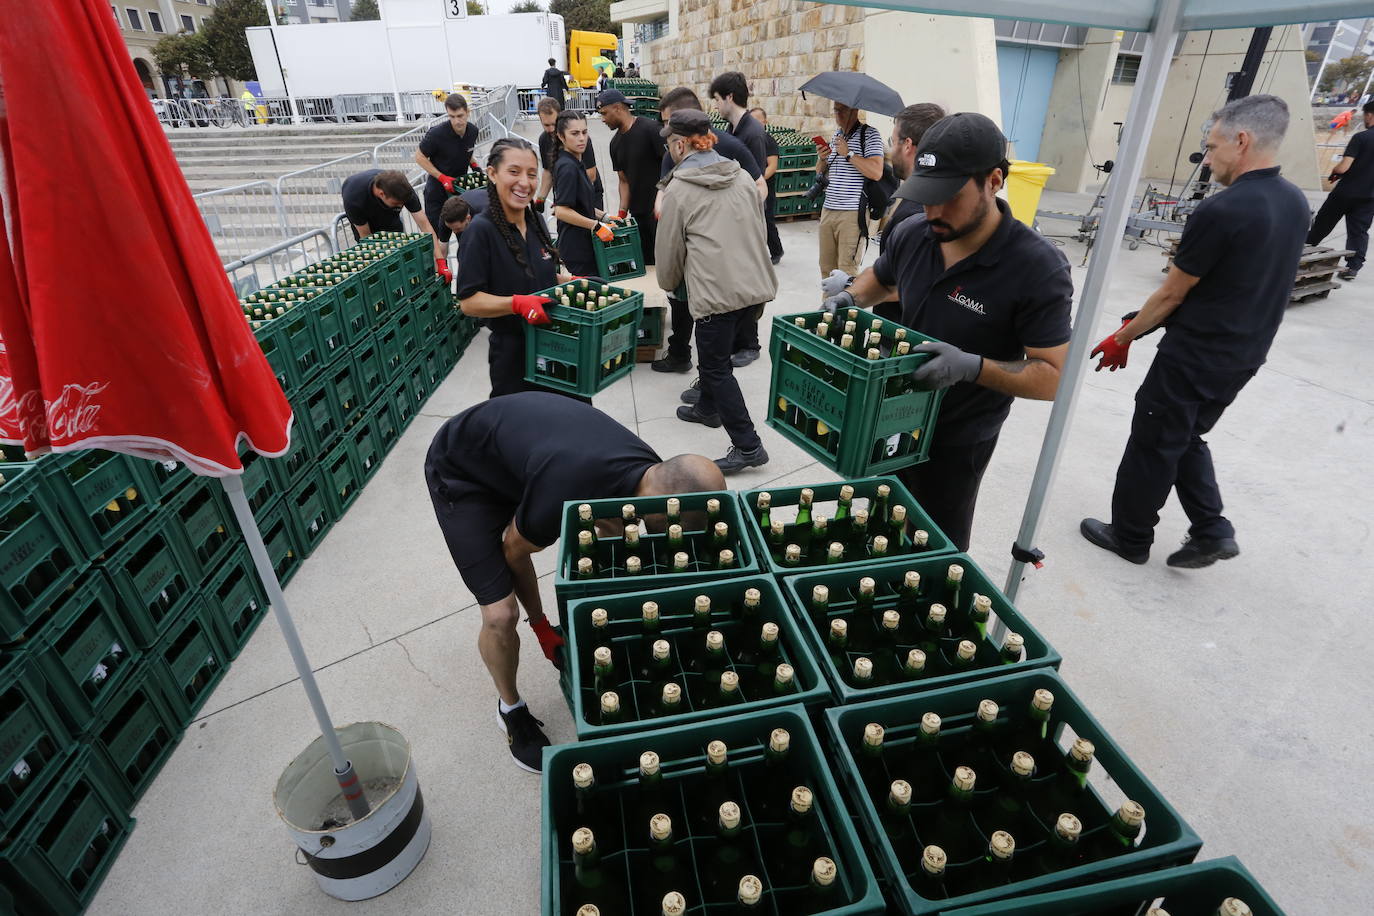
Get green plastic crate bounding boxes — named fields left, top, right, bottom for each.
left=372, top=395, right=401, bottom=454
left=327, top=354, right=365, bottom=427
left=404, top=354, right=430, bottom=411
left=394, top=307, right=422, bottom=364
left=553, top=491, right=760, bottom=619
left=0, top=462, right=87, bottom=642
left=322, top=439, right=364, bottom=516
left=779, top=149, right=819, bottom=170
left=525, top=281, right=643, bottom=396
left=356, top=259, right=392, bottom=324
left=201, top=546, right=270, bottom=657
left=943, top=855, right=1285, bottom=916
left=28, top=573, right=140, bottom=736
left=824, top=670, right=1203, bottom=915
left=388, top=371, right=417, bottom=430
left=592, top=216, right=647, bottom=281
left=0, top=750, right=134, bottom=915
left=541, top=704, right=884, bottom=916
left=740, top=477, right=953, bottom=576
left=281, top=301, right=325, bottom=384
left=377, top=313, right=407, bottom=381
left=105, top=518, right=197, bottom=649
left=780, top=552, right=1061, bottom=703
left=86, top=665, right=179, bottom=808
left=150, top=596, right=231, bottom=726
left=250, top=305, right=298, bottom=394
left=267, top=412, right=319, bottom=492
left=768, top=310, right=947, bottom=478
left=296, top=374, right=343, bottom=452
left=237, top=441, right=278, bottom=517
left=40, top=450, right=156, bottom=560
left=0, top=649, right=76, bottom=832
left=377, top=254, right=408, bottom=312
left=563, top=576, right=832, bottom=738
left=352, top=332, right=384, bottom=393
left=286, top=467, right=334, bottom=557
left=145, top=457, right=194, bottom=502
left=256, top=498, right=302, bottom=587
left=166, top=476, right=235, bottom=580
left=411, top=277, right=444, bottom=338
left=290, top=269, right=369, bottom=343
left=776, top=171, right=812, bottom=193
left=396, top=236, right=431, bottom=290
left=348, top=409, right=383, bottom=484
left=636, top=306, right=665, bottom=350
left=311, top=286, right=348, bottom=366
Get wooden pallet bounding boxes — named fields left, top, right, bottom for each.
left=1291, top=280, right=1341, bottom=303
left=775, top=211, right=821, bottom=222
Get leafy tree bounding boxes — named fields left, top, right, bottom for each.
left=349, top=0, right=380, bottom=20
left=200, top=0, right=270, bottom=82
left=1319, top=55, right=1374, bottom=96
left=467, top=1, right=485, bottom=14
left=511, top=1, right=544, bottom=11
left=549, top=0, right=613, bottom=36
left=152, top=31, right=214, bottom=78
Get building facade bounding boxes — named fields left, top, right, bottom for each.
left=1304, top=19, right=1373, bottom=97
left=278, top=0, right=353, bottom=25
left=107, top=0, right=226, bottom=97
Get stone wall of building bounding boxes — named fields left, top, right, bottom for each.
left=645, top=0, right=868, bottom=132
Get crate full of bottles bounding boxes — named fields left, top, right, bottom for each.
left=563, top=576, right=831, bottom=739
left=825, top=669, right=1202, bottom=915
left=525, top=280, right=645, bottom=397
left=553, top=492, right=761, bottom=617
left=740, top=478, right=954, bottom=576
left=605, top=78, right=659, bottom=98
left=781, top=552, right=1061, bottom=703
left=940, top=855, right=1283, bottom=916
left=448, top=170, right=488, bottom=193
left=593, top=215, right=648, bottom=281
left=767, top=310, right=947, bottom=478
left=541, top=704, right=885, bottom=916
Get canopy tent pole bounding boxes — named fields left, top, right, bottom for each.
left=1003, top=0, right=1185, bottom=601
left=220, top=475, right=371, bottom=821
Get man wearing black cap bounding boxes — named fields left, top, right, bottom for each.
left=822, top=112, right=1073, bottom=551
left=599, top=89, right=666, bottom=265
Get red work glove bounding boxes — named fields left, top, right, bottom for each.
left=437, top=174, right=456, bottom=193
left=616, top=209, right=628, bottom=220
left=528, top=617, right=565, bottom=669
left=593, top=222, right=615, bottom=243
left=533, top=197, right=546, bottom=214
left=1091, top=318, right=1132, bottom=371
left=435, top=258, right=452, bottom=282
left=512, top=294, right=552, bottom=325
left=470, top=159, right=481, bottom=172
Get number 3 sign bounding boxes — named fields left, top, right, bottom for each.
left=444, top=0, right=467, bottom=18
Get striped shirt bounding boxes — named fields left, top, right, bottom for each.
left=823, top=123, right=885, bottom=211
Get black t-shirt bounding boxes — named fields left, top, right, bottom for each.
left=728, top=112, right=770, bottom=176
left=553, top=149, right=598, bottom=268
left=873, top=198, right=1073, bottom=444
left=881, top=198, right=923, bottom=256
left=610, top=117, right=667, bottom=214
left=660, top=129, right=763, bottom=181
left=418, top=120, right=477, bottom=196
left=341, top=169, right=421, bottom=231
left=539, top=130, right=602, bottom=196
left=1333, top=127, right=1374, bottom=199
left=460, top=187, right=489, bottom=218
left=455, top=209, right=558, bottom=338
left=761, top=130, right=780, bottom=189
left=1161, top=166, right=1310, bottom=371
left=430, top=392, right=661, bottom=547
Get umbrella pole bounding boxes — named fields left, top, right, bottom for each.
left=1001, top=0, right=1184, bottom=603
left=219, top=475, right=371, bottom=821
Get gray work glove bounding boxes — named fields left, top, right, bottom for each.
left=911, top=340, right=983, bottom=389
left=821, top=269, right=851, bottom=298
left=821, top=289, right=854, bottom=315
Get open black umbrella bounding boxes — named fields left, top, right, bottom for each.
left=800, top=72, right=904, bottom=116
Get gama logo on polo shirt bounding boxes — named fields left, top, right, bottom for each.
left=947, top=285, right=987, bottom=315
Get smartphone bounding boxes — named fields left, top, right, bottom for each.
left=812, top=135, right=831, bottom=151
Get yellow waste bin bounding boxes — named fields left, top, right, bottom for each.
left=1006, top=160, right=1056, bottom=227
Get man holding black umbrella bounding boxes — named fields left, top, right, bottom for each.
left=816, top=101, right=886, bottom=282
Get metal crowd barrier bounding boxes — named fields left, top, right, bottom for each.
left=222, top=227, right=338, bottom=298
left=514, top=85, right=601, bottom=118
left=274, top=151, right=374, bottom=236
left=194, top=181, right=289, bottom=264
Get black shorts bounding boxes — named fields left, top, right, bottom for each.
left=424, top=188, right=454, bottom=244
left=424, top=463, right=517, bottom=606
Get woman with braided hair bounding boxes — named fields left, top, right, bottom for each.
left=550, top=110, right=618, bottom=277
left=458, top=137, right=581, bottom=399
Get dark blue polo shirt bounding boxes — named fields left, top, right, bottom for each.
left=341, top=168, right=421, bottom=233
left=419, top=120, right=478, bottom=197
left=873, top=198, right=1073, bottom=445
left=1162, top=166, right=1310, bottom=371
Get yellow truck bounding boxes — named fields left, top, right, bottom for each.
left=567, top=30, right=619, bottom=87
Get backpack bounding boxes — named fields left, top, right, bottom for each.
left=858, top=123, right=899, bottom=221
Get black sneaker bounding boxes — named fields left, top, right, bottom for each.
left=771, top=254, right=783, bottom=265
left=497, top=702, right=549, bottom=774
left=730, top=348, right=762, bottom=368
left=715, top=444, right=769, bottom=473
left=1338, top=268, right=1359, bottom=281
left=676, top=404, right=722, bottom=427
left=680, top=378, right=701, bottom=405
left=1166, top=536, right=1239, bottom=569
left=652, top=354, right=692, bottom=373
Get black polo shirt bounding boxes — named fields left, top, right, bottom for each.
left=873, top=198, right=1073, bottom=445
left=761, top=129, right=780, bottom=188
left=538, top=130, right=602, bottom=197
left=418, top=120, right=478, bottom=197
left=728, top=112, right=770, bottom=176
left=552, top=149, right=598, bottom=270
left=881, top=198, right=923, bottom=256
left=660, top=129, right=763, bottom=181
left=1162, top=166, right=1310, bottom=371
left=460, top=187, right=489, bottom=219
left=610, top=116, right=667, bottom=215
left=341, top=169, right=421, bottom=233
left=1333, top=127, right=1374, bottom=199
left=428, top=393, right=661, bottom=547
left=455, top=210, right=558, bottom=339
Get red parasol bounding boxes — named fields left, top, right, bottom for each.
left=0, top=2, right=370, bottom=819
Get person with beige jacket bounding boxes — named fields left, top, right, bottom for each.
left=656, top=108, right=778, bottom=473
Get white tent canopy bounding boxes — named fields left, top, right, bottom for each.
left=814, top=0, right=1356, bottom=598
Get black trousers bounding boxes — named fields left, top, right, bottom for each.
left=667, top=296, right=693, bottom=359
left=1110, top=354, right=1256, bottom=551
left=764, top=183, right=783, bottom=260
left=632, top=210, right=657, bottom=266
left=1307, top=193, right=1374, bottom=271
left=896, top=433, right=999, bottom=553
left=695, top=308, right=763, bottom=452
left=731, top=304, right=762, bottom=354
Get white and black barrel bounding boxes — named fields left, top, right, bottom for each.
left=274, top=721, right=431, bottom=900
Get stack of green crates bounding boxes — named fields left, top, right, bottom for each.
left=525, top=279, right=644, bottom=396
left=768, top=124, right=822, bottom=220
left=0, top=231, right=481, bottom=914
left=604, top=78, right=659, bottom=121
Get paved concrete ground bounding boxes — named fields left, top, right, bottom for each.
left=91, top=122, right=1373, bottom=914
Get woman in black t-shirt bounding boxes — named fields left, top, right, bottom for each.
left=457, top=137, right=575, bottom=399
left=550, top=110, right=616, bottom=277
